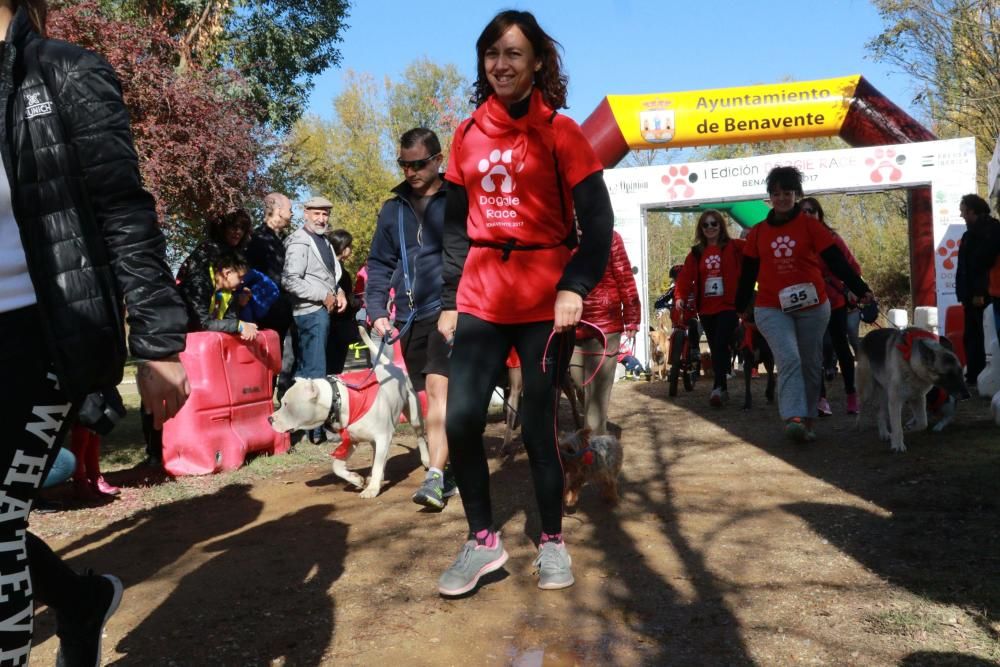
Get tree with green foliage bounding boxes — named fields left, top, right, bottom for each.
left=868, top=0, right=1000, bottom=187
left=119, top=0, right=350, bottom=131
left=386, top=58, right=467, bottom=158
left=281, top=61, right=470, bottom=273
left=284, top=72, right=395, bottom=272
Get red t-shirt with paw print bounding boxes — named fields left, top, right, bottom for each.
left=444, top=91, right=603, bottom=324
left=744, top=212, right=837, bottom=309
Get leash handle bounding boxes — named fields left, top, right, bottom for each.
left=541, top=319, right=608, bottom=388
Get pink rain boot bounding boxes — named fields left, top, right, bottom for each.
left=94, top=476, right=121, bottom=497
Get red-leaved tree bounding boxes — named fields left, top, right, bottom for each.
left=48, top=1, right=267, bottom=253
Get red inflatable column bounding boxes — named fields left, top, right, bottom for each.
left=908, top=187, right=936, bottom=307
left=581, top=98, right=630, bottom=168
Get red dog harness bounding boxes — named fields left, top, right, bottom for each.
left=895, top=328, right=937, bottom=361
left=329, top=371, right=381, bottom=460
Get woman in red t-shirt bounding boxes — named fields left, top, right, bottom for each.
left=675, top=210, right=744, bottom=406
left=734, top=167, right=872, bottom=442
left=436, top=10, right=613, bottom=596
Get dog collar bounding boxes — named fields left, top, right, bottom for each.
left=564, top=444, right=594, bottom=465
left=324, top=375, right=343, bottom=428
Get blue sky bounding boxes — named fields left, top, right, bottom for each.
left=306, top=0, right=920, bottom=125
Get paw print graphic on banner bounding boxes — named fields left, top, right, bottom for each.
left=704, top=255, right=721, bottom=271
left=864, top=147, right=904, bottom=183
left=937, top=239, right=959, bottom=270
left=661, top=165, right=695, bottom=199
left=478, top=149, right=523, bottom=193
left=771, top=235, right=795, bottom=258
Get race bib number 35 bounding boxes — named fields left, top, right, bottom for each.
left=778, top=282, right=820, bottom=313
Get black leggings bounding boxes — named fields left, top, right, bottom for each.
left=446, top=314, right=569, bottom=536
left=700, top=310, right=738, bottom=391
left=827, top=306, right=856, bottom=394
left=0, top=307, right=89, bottom=661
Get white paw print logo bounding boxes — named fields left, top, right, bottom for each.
left=478, top=149, right=524, bottom=193
left=771, top=235, right=795, bottom=258
left=704, top=255, right=721, bottom=271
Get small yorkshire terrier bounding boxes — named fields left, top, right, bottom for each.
left=558, top=428, right=623, bottom=508
left=700, top=352, right=713, bottom=378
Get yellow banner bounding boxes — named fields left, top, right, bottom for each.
left=606, top=76, right=861, bottom=149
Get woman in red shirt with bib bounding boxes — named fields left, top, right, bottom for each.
left=735, top=167, right=872, bottom=442
left=675, top=210, right=744, bottom=406
left=436, top=10, right=613, bottom=596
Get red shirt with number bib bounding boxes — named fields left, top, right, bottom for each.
left=675, top=239, right=744, bottom=316
left=744, top=211, right=837, bottom=311
left=444, top=89, right=603, bottom=324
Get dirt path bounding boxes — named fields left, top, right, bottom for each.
left=29, top=379, right=1000, bottom=666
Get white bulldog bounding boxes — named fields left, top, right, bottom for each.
left=270, top=334, right=428, bottom=498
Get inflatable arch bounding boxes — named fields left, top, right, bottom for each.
left=580, top=75, right=939, bottom=307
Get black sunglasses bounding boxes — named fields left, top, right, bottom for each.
left=397, top=153, right=440, bottom=171
left=701, top=219, right=720, bottom=228
left=801, top=206, right=817, bottom=214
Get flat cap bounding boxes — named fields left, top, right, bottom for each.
left=302, top=195, right=333, bottom=209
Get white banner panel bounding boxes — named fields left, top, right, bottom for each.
left=605, top=137, right=978, bottom=368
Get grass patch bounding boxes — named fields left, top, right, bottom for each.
left=863, top=607, right=938, bottom=636
left=92, top=392, right=336, bottom=507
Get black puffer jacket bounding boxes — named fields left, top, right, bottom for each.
left=955, top=216, right=1000, bottom=305
left=2, top=9, right=187, bottom=398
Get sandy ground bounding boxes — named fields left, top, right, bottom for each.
left=27, top=376, right=1000, bottom=666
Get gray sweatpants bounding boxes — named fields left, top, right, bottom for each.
left=755, top=302, right=831, bottom=419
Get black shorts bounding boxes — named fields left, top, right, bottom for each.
left=397, top=314, right=450, bottom=392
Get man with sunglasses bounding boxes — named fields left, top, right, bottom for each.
left=366, top=127, right=457, bottom=509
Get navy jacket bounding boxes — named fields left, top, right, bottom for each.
left=366, top=180, right=448, bottom=323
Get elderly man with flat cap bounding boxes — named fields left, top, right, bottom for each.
left=282, top=195, right=348, bottom=443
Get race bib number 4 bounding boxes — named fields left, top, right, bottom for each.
left=704, top=276, right=723, bottom=297
left=778, top=282, right=820, bottom=313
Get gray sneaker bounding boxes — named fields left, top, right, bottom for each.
left=438, top=535, right=509, bottom=596
left=533, top=541, right=574, bottom=590
left=442, top=466, right=459, bottom=498
left=412, top=471, right=445, bottom=510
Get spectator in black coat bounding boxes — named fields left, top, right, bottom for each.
left=955, top=194, right=1000, bottom=385
left=246, top=193, right=295, bottom=344
left=327, top=229, right=359, bottom=374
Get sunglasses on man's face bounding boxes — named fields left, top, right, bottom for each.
left=397, top=153, right=440, bottom=171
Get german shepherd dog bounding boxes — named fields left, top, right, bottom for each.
left=856, top=327, right=966, bottom=452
